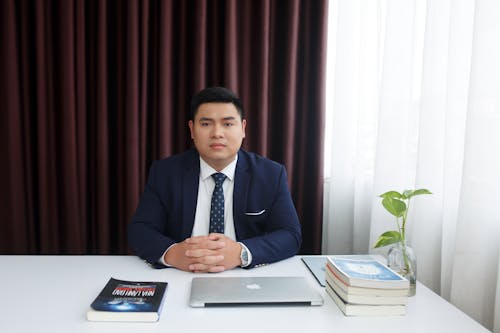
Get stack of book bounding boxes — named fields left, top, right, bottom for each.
left=325, top=256, right=410, bottom=316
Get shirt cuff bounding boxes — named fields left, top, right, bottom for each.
left=159, top=244, right=176, bottom=267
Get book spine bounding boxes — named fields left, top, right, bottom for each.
left=325, top=280, right=348, bottom=315
left=325, top=262, right=351, bottom=287
left=326, top=258, right=409, bottom=289
left=326, top=262, right=409, bottom=298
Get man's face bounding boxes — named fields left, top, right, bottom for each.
left=189, top=102, right=246, bottom=171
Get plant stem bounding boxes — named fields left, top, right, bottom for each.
left=402, top=198, right=411, bottom=239
left=401, top=198, right=410, bottom=273
left=401, top=241, right=411, bottom=273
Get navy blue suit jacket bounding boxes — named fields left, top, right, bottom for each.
left=128, top=149, right=302, bottom=268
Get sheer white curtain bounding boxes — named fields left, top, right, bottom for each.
left=323, top=0, right=500, bottom=331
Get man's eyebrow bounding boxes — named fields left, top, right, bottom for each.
left=198, top=116, right=236, bottom=121
left=198, top=117, right=214, bottom=122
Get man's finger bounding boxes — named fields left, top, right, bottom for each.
left=186, top=240, right=225, bottom=251
left=207, top=265, right=226, bottom=273
left=185, top=236, right=209, bottom=244
left=208, top=233, right=224, bottom=240
left=188, top=261, right=225, bottom=272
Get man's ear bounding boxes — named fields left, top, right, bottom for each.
left=241, top=119, right=246, bottom=138
left=188, top=120, right=194, bottom=139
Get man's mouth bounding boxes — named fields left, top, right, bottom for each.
left=210, top=143, right=226, bottom=149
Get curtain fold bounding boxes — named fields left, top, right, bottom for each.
left=0, top=0, right=327, bottom=255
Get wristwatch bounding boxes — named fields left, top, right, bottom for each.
left=240, top=245, right=249, bottom=267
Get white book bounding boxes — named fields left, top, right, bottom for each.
left=326, top=282, right=406, bottom=316
left=326, top=273, right=407, bottom=305
left=325, top=266, right=409, bottom=297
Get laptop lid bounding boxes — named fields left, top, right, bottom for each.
left=189, top=276, right=323, bottom=307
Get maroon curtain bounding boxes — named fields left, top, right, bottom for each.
left=0, top=0, right=327, bottom=255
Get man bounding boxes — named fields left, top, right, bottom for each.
left=128, top=86, right=301, bottom=273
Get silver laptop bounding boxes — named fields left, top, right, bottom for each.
left=189, top=276, right=324, bottom=307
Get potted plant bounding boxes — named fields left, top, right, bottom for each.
left=373, top=189, right=432, bottom=296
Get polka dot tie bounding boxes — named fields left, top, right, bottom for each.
left=209, top=173, right=226, bottom=234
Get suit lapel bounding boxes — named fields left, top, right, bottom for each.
left=233, top=150, right=250, bottom=234
left=182, top=150, right=200, bottom=238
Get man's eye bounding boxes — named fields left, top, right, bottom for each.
left=224, top=123, right=234, bottom=127
left=201, top=122, right=209, bottom=126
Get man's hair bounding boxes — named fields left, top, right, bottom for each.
left=190, top=86, right=244, bottom=120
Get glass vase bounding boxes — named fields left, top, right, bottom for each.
left=387, top=241, right=417, bottom=296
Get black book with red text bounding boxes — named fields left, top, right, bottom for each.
left=86, top=278, right=168, bottom=322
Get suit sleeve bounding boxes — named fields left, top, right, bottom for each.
left=240, top=165, right=302, bottom=268
left=128, top=161, right=176, bottom=267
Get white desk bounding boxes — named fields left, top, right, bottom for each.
left=0, top=255, right=491, bottom=333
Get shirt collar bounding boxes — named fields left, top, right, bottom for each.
left=199, top=155, right=238, bottom=182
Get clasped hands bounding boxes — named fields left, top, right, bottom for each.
left=164, top=233, right=242, bottom=273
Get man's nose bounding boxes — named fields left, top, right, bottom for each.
left=211, top=123, right=224, bottom=137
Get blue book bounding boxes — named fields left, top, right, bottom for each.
left=327, top=257, right=409, bottom=289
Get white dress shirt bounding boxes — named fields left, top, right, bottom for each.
left=191, top=157, right=237, bottom=238
left=160, top=155, right=252, bottom=267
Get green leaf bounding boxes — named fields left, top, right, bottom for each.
left=373, top=230, right=402, bottom=248
left=402, top=190, right=414, bottom=199
left=379, top=191, right=402, bottom=199
left=414, top=188, right=432, bottom=195
left=405, top=188, right=432, bottom=199
left=381, top=197, right=406, bottom=217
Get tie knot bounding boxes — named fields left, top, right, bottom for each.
left=212, top=173, right=226, bottom=186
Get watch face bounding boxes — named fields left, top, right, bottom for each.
left=241, top=248, right=249, bottom=265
